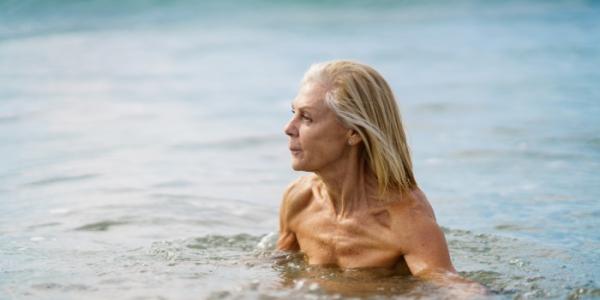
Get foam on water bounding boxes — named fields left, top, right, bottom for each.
left=22, top=230, right=580, bottom=300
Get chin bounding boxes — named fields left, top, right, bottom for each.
left=291, top=162, right=304, bottom=171
left=291, top=163, right=317, bottom=173
left=290, top=159, right=309, bottom=172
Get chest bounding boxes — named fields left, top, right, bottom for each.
left=293, top=210, right=403, bottom=268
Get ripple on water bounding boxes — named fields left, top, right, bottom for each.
left=9, top=230, right=596, bottom=299
left=198, top=231, right=489, bottom=299
left=25, top=173, right=100, bottom=187
left=75, top=220, right=129, bottom=231
left=140, top=229, right=596, bottom=299
left=188, top=234, right=261, bottom=251
left=494, top=223, right=540, bottom=233
left=171, top=135, right=282, bottom=152
left=31, top=283, right=96, bottom=292
left=148, top=233, right=263, bottom=265
left=27, top=222, right=62, bottom=229
left=567, top=286, right=600, bottom=300
left=444, top=228, right=599, bottom=299
left=0, top=113, right=22, bottom=123
left=450, top=148, right=579, bottom=161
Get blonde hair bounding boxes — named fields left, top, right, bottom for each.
left=302, top=60, right=417, bottom=195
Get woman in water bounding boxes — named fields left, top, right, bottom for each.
left=277, top=60, right=485, bottom=292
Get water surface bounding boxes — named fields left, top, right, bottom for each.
left=1, top=0, right=599, bottom=299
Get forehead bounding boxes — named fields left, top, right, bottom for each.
left=292, top=82, right=328, bottom=110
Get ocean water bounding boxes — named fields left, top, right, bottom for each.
left=1, top=0, right=599, bottom=299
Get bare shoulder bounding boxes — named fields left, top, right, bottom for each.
left=277, top=175, right=316, bottom=251
left=387, top=188, right=456, bottom=275
left=388, top=188, right=437, bottom=224
left=280, top=174, right=317, bottom=226
left=386, top=188, right=443, bottom=250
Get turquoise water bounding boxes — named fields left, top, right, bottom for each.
left=1, top=0, right=599, bottom=299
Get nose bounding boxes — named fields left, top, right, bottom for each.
left=284, top=117, right=298, bottom=137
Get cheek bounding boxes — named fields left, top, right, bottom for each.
left=299, top=125, right=347, bottom=158
left=298, top=126, right=326, bottom=149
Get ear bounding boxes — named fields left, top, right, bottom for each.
left=346, top=129, right=362, bottom=146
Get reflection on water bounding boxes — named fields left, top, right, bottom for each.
left=273, top=256, right=421, bottom=298
left=166, top=231, right=598, bottom=299
left=3, top=225, right=600, bottom=299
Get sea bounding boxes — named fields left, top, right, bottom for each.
left=1, top=0, right=599, bottom=299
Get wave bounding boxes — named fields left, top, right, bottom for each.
left=142, top=229, right=600, bottom=299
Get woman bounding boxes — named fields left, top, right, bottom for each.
left=277, top=60, right=485, bottom=290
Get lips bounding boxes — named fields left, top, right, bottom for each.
left=289, top=145, right=302, bottom=155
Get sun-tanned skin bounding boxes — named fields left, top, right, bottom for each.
left=278, top=175, right=451, bottom=276
left=278, top=81, right=486, bottom=291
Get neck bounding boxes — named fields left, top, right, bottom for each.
left=315, top=147, right=376, bottom=216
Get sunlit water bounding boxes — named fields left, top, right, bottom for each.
left=1, top=0, right=599, bottom=299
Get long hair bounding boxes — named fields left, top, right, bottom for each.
left=302, top=60, right=417, bottom=195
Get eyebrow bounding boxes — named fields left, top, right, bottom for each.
left=291, top=103, right=316, bottom=113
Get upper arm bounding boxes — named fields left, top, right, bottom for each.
left=401, top=212, right=456, bottom=277
left=403, top=219, right=490, bottom=295
left=399, top=207, right=489, bottom=294
left=276, top=178, right=309, bottom=251
left=276, top=189, right=299, bottom=251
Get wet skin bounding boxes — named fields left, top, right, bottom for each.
left=278, top=82, right=487, bottom=293
left=277, top=174, right=444, bottom=274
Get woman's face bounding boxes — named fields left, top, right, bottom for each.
left=284, top=82, right=351, bottom=172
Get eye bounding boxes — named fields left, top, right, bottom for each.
left=301, top=114, right=312, bottom=122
